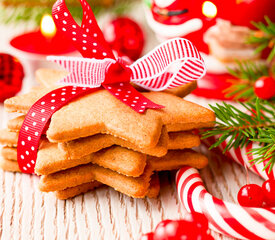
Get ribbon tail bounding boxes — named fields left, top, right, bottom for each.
left=102, top=83, right=164, bottom=113
left=17, top=86, right=98, bottom=174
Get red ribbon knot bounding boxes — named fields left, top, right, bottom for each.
left=104, top=61, right=132, bottom=85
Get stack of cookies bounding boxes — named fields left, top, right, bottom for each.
left=0, top=69, right=215, bottom=200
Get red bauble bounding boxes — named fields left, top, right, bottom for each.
left=153, top=218, right=211, bottom=240
left=262, top=179, right=275, bottom=207
left=0, top=53, right=24, bottom=102
left=254, top=76, right=275, bottom=100
left=237, top=184, right=265, bottom=207
left=154, top=220, right=188, bottom=240
left=103, top=17, right=145, bottom=61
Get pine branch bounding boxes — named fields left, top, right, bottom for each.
left=248, top=128, right=275, bottom=173
left=202, top=98, right=275, bottom=173
left=247, top=16, right=275, bottom=62
left=224, top=61, right=269, bottom=101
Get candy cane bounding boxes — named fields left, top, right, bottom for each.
left=204, top=137, right=275, bottom=180
left=176, top=166, right=275, bottom=240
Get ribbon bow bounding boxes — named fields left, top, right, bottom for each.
left=48, top=0, right=206, bottom=113
left=17, top=0, right=206, bottom=174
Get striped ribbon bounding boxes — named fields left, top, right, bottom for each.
left=48, top=37, right=206, bottom=91
left=50, top=0, right=205, bottom=94
left=176, top=166, right=275, bottom=240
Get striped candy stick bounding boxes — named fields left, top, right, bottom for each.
left=203, top=137, right=275, bottom=180
left=176, top=166, right=275, bottom=240
left=220, top=141, right=275, bottom=180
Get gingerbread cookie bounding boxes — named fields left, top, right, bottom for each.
left=5, top=89, right=164, bottom=149
left=6, top=115, right=202, bottom=158
left=38, top=149, right=207, bottom=197
left=5, top=89, right=214, bottom=147
left=0, top=129, right=18, bottom=147
left=167, top=131, right=200, bottom=149
left=39, top=164, right=154, bottom=198
left=55, top=181, right=103, bottom=200
left=7, top=115, right=25, bottom=132
left=0, top=157, right=20, bottom=172
left=6, top=117, right=168, bottom=157
left=1, top=147, right=17, bottom=160
left=55, top=173, right=160, bottom=200
left=146, top=173, right=160, bottom=198
left=148, top=150, right=208, bottom=171
left=59, top=126, right=168, bottom=158
left=36, top=141, right=147, bottom=177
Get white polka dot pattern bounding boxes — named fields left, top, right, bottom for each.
left=17, top=86, right=97, bottom=174
left=52, top=0, right=114, bottom=59
left=101, top=82, right=163, bottom=113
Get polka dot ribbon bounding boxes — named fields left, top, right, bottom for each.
left=17, top=86, right=98, bottom=173
left=17, top=0, right=206, bottom=174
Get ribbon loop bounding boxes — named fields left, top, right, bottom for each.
left=130, top=38, right=206, bottom=91
left=47, top=56, right=115, bottom=87
left=52, top=0, right=114, bottom=59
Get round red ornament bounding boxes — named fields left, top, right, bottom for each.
left=103, top=17, right=145, bottom=61
left=143, top=214, right=212, bottom=240
left=254, top=76, right=275, bottom=100
left=0, top=53, right=24, bottom=102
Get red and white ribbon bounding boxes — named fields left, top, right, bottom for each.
left=176, top=166, right=275, bottom=240
left=204, top=137, right=275, bottom=180
left=47, top=38, right=205, bottom=91
left=17, top=0, right=206, bottom=174
left=49, top=0, right=205, bottom=112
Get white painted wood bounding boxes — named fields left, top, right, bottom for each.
left=0, top=95, right=264, bottom=240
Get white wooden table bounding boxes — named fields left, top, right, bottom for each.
left=0, top=3, right=264, bottom=239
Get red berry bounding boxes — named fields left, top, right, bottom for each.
left=238, top=184, right=264, bottom=207
left=184, top=212, right=209, bottom=232
left=254, top=76, right=275, bottom=99
left=262, top=179, right=275, bottom=207
left=140, top=232, right=154, bottom=240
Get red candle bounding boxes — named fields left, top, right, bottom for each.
left=10, top=14, right=75, bottom=55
